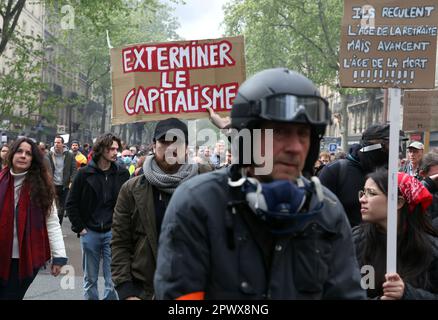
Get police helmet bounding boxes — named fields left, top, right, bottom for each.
left=230, top=68, right=331, bottom=177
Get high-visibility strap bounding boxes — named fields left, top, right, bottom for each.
left=176, top=292, right=205, bottom=300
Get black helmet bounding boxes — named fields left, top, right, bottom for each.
left=230, top=68, right=331, bottom=177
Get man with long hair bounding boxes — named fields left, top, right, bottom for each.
left=66, top=133, right=129, bottom=300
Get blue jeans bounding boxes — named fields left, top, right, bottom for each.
left=80, top=229, right=118, bottom=300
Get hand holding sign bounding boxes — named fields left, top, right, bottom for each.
left=381, top=272, right=405, bottom=300
left=207, top=107, right=231, bottom=129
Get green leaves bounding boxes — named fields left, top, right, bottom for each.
left=0, top=33, right=46, bottom=122
left=224, top=0, right=343, bottom=86
left=1, top=0, right=181, bottom=138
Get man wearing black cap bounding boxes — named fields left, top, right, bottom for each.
left=319, top=124, right=401, bottom=227
left=111, top=118, right=211, bottom=300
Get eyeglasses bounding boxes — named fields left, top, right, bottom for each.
left=358, top=188, right=382, bottom=199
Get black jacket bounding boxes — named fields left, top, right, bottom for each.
left=353, top=225, right=438, bottom=299
left=422, top=177, right=438, bottom=221
left=66, top=160, right=130, bottom=234
left=154, top=167, right=365, bottom=300
left=318, top=148, right=365, bottom=227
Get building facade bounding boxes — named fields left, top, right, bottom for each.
left=0, top=1, right=107, bottom=145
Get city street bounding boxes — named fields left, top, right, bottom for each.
left=24, top=219, right=106, bottom=300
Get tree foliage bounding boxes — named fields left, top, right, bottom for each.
left=224, top=0, right=365, bottom=149
left=0, top=0, right=26, bottom=57
left=1, top=0, right=181, bottom=142
left=224, top=0, right=342, bottom=84
left=45, top=0, right=180, bottom=142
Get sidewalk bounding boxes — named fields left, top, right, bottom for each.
left=24, top=219, right=106, bottom=300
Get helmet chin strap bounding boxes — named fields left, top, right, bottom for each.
left=310, top=176, right=324, bottom=203
left=225, top=165, right=325, bottom=241
left=227, top=167, right=249, bottom=187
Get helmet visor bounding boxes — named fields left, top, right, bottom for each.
left=259, top=94, right=329, bottom=123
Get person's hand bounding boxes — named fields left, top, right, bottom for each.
left=381, top=272, right=405, bottom=300
left=126, top=296, right=141, bottom=300
left=429, top=173, right=438, bottom=182
left=51, top=264, right=62, bottom=277
left=206, top=107, right=231, bottom=129
left=134, top=167, right=141, bottom=176
left=79, top=228, right=87, bottom=236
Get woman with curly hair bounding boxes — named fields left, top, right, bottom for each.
left=0, top=137, right=68, bottom=299
left=353, top=168, right=438, bottom=299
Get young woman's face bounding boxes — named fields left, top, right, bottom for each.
left=359, top=178, right=388, bottom=228
left=12, top=142, right=33, bottom=173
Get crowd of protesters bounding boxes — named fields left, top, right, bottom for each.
left=0, top=69, right=438, bottom=300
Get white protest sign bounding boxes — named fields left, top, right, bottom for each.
left=60, top=133, right=70, bottom=144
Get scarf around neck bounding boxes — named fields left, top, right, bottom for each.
left=0, top=167, right=50, bottom=283
left=143, top=155, right=198, bottom=194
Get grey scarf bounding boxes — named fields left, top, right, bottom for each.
left=143, top=155, right=198, bottom=194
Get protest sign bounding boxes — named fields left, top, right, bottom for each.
left=403, top=89, right=438, bottom=131
left=340, top=0, right=438, bottom=276
left=340, top=0, right=438, bottom=88
left=110, top=36, right=246, bottom=125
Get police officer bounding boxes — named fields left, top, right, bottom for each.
left=154, top=68, right=365, bottom=299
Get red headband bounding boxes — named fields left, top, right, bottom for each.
left=398, top=173, right=432, bottom=214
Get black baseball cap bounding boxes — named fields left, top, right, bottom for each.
left=153, top=118, right=188, bottom=143
left=361, top=124, right=389, bottom=142
left=361, top=124, right=408, bottom=143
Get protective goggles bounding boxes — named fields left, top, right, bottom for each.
left=258, top=94, right=330, bottom=123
